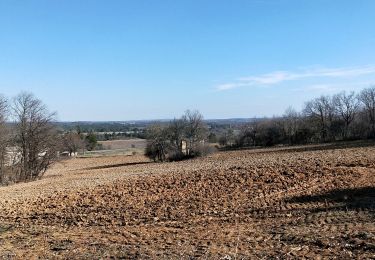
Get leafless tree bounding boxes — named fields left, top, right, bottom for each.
left=168, top=118, right=186, bottom=152
left=219, top=128, right=236, bottom=147
left=62, top=131, right=84, bottom=156
left=236, top=123, right=256, bottom=147
left=11, top=92, right=59, bottom=181
left=0, top=95, right=9, bottom=182
left=333, top=91, right=359, bottom=139
left=145, top=110, right=209, bottom=161
left=145, top=124, right=170, bottom=162
left=282, top=107, right=300, bottom=144
left=358, top=86, right=375, bottom=137
left=303, top=96, right=334, bottom=141
left=182, top=110, right=207, bottom=156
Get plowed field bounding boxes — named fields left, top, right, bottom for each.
left=0, top=144, right=374, bottom=258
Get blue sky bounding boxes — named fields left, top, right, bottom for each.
left=1, top=0, right=375, bottom=121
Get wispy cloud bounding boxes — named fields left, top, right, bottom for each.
left=216, top=65, right=375, bottom=91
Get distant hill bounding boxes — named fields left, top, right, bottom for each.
left=55, top=118, right=262, bottom=132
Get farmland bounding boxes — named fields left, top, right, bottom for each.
left=82, top=139, right=147, bottom=157
left=98, top=139, right=147, bottom=151
left=0, top=144, right=374, bottom=258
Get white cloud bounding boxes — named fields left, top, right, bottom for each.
left=216, top=65, right=375, bottom=91
left=216, top=83, right=241, bottom=91
left=237, top=71, right=301, bottom=84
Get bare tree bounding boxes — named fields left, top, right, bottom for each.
left=145, top=124, right=170, bottom=162
left=219, top=128, right=235, bottom=147
left=236, top=123, right=256, bottom=147
left=0, top=95, right=9, bottom=182
left=168, top=118, right=186, bottom=152
left=182, top=110, right=207, bottom=156
left=333, top=91, right=358, bottom=139
left=63, top=131, right=84, bottom=156
left=358, top=86, right=375, bottom=137
left=303, top=96, right=334, bottom=141
left=283, top=107, right=300, bottom=145
left=11, top=92, right=59, bottom=181
left=145, top=110, right=209, bottom=161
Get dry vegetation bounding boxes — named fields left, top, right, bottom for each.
left=0, top=144, right=374, bottom=258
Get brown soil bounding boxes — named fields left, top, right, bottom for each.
left=0, top=145, right=374, bottom=259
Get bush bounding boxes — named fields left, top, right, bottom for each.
left=191, top=143, right=217, bottom=157
left=145, top=141, right=160, bottom=162
left=167, top=149, right=185, bottom=161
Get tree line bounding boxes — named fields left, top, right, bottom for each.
left=2, top=86, right=374, bottom=182
left=222, top=86, right=375, bottom=148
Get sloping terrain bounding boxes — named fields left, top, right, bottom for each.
left=0, top=145, right=374, bottom=258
